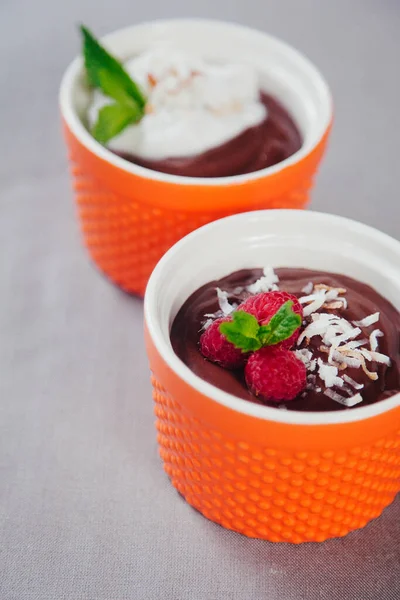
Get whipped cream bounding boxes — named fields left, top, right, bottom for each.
left=87, top=48, right=267, bottom=160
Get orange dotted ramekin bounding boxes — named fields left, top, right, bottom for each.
left=59, top=19, right=332, bottom=296
left=144, top=210, right=400, bottom=543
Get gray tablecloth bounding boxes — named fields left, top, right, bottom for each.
left=1, top=1, right=399, bottom=598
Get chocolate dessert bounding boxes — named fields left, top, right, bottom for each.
left=116, top=93, right=301, bottom=178
left=171, top=268, right=400, bottom=411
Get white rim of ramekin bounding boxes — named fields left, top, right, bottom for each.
left=144, top=210, right=400, bottom=426
left=59, top=18, right=333, bottom=187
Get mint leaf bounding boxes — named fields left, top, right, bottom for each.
left=80, top=25, right=146, bottom=109
left=258, top=301, right=301, bottom=346
left=92, top=103, right=142, bottom=143
left=97, top=69, right=138, bottom=106
left=219, top=311, right=262, bottom=353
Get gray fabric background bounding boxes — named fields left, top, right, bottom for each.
left=1, top=0, right=399, bottom=598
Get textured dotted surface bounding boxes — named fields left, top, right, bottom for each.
left=69, top=163, right=312, bottom=296
left=152, top=377, right=400, bottom=543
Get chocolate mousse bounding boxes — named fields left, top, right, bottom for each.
left=170, top=268, right=400, bottom=411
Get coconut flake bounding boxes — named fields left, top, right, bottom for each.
left=216, top=288, right=236, bottom=315
left=330, top=350, right=362, bottom=369
left=341, top=384, right=357, bottom=397
left=342, top=374, right=364, bottom=390
left=341, top=350, right=378, bottom=380
left=301, top=282, right=314, bottom=294
left=246, top=266, right=279, bottom=294
left=201, top=318, right=214, bottom=331
left=370, top=329, right=384, bottom=352
left=311, top=312, right=340, bottom=321
left=324, top=289, right=340, bottom=301
left=359, top=348, right=372, bottom=362
left=263, top=266, right=279, bottom=281
left=323, top=300, right=347, bottom=310
left=306, top=373, right=317, bottom=390
left=299, top=284, right=347, bottom=316
left=317, top=359, right=344, bottom=388
left=299, top=290, right=328, bottom=317
left=345, top=393, right=364, bottom=407
left=314, top=284, right=347, bottom=294
left=294, top=348, right=312, bottom=363
left=204, top=311, right=222, bottom=319
left=294, top=348, right=317, bottom=372
left=341, top=339, right=368, bottom=350
left=353, top=312, right=380, bottom=328
left=297, top=317, right=335, bottom=345
left=324, top=389, right=363, bottom=407
left=360, top=350, right=391, bottom=366
left=325, top=327, right=362, bottom=349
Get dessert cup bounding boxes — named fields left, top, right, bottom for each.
left=144, top=210, right=400, bottom=543
left=60, top=19, right=332, bottom=296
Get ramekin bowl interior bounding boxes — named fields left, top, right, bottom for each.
left=145, top=210, right=400, bottom=425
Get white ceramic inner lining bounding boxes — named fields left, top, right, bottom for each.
left=144, top=210, right=400, bottom=425
left=59, top=18, right=332, bottom=186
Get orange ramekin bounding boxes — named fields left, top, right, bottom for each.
left=59, top=19, right=332, bottom=296
left=144, top=210, right=400, bottom=543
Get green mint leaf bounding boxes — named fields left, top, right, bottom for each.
left=91, top=103, right=142, bottom=144
left=258, top=301, right=301, bottom=346
left=219, top=311, right=262, bottom=353
left=97, top=69, right=138, bottom=106
left=80, top=25, right=146, bottom=109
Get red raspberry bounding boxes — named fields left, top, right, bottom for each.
left=199, top=318, right=246, bottom=369
left=239, top=291, right=303, bottom=349
left=245, top=347, right=306, bottom=402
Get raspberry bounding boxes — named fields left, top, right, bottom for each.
left=199, top=318, right=246, bottom=369
left=245, top=346, right=306, bottom=402
left=239, top=291, right=303, bottom=349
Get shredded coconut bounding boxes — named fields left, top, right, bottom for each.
left=353, top=312, right=380, bottom=327
left=323, top=300, right=347, bottom=310
left=294, top=348, right=312, bottom=362
left=324, top=389, right=363, bottom=407
left=370, top=329, right=384, bottom=352
left=246, top=266, right=279, bottom=294
left=342, top=350, right=378, bottom=380
left=216, top=288, right=237, bottom=315
left=329, top=350, right=362, bottom=369
left=295, top=285, right=390, bottom=398
left=360, top=350, right=391, bottom=366
left=343, top=374, right=364, bottom=390
left=317, top=359, right=344, bottom=388
left=301, top=282, right=314, bottom=294
left=201, top=318, right=214, bottom=331
left=299, top=290, right=327, bottom=317
left=341, top=339, right=368, bottom=350
left=300, top=286, right=347, bottom=316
